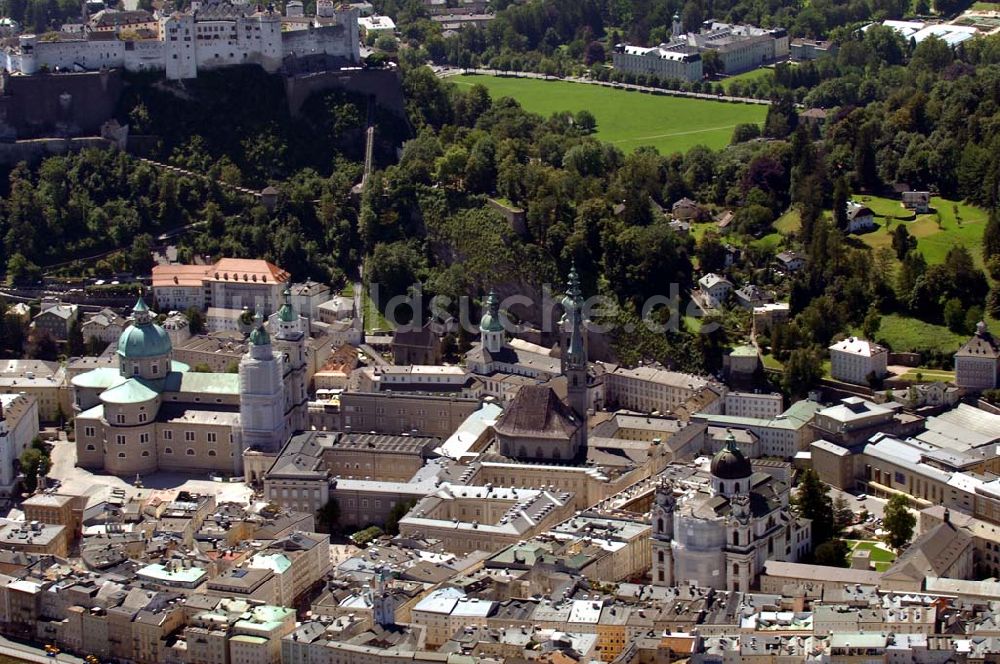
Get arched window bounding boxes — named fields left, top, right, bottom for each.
left=734, top=482, right=740, bottom=494
left=657, top=518, right=664, bottom=533
left=535, top=446, right=544, bottom=458
left=85, top=444, right=95, bottom=451
left=186, top=448, right=195, bottom=456
left=141, top=451, right=150, bottom=457
left=732, top=563, right=739, bottom=578
left=658, top=550, right=664, bottom=563
left=732, top=531, right=739, bottom=546
left=164, top=447, right=173, bottom=454
left=208, top=450, right=216, bottom=457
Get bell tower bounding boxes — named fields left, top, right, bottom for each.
left=479, top=290, right=505, bottom=354
left=651, top=478, right=676, bottom=586
left=272, top=287, right=308, bottom=433
left=561, top=267, right=588, bottom=422
left=239, top=312, right=287, bottom=453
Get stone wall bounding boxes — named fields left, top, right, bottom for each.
left=0, top=136, right=114, bottom=166
left=284, top=67, right=406, bottom=118
left=0, top=69, right=122, bottom=138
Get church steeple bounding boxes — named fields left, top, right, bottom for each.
left=561, top=266, right=588, bottom=421
left=240, top=310, right=288, bottom=453
left=270, top=286, right=308, bottom=433
left=249, top=311, right=271, bottom=348
left=480, top=290, right=505, bottom=354
left=278, top=287, right=296, bottom=323
left=132, top=296, right=152, bottom=327
left=562, top=267, right=586, bottom=370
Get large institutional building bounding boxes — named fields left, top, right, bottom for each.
left=650, top=435, right=811, bottom=592
left=152, top=258, right=292, bottom=317
left=1, top=0, right=360, bottom=79
left=612, top=19, right=788, bottom=80
left=72, top=293, right=308, bottom=476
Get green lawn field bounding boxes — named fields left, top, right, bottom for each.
left=847, top=540, right=897, bottom=572
left=898, top=368, right=957, bottom=382
left=851, top=195, right=990, bottom=266
left=451, top=74, right=767, bottom=154
left=854, top=313, right=969, bottom=354
left=722, top=67, right=774, bottom=92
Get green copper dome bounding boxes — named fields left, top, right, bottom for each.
left=117, top=297, right=172, bottom=360
left=480, top=290, right=503, bottom=332
left=249, top=311, right=270, bottom=346
left=277, top=287, right=296, bottom=323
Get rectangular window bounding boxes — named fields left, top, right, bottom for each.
left=116, top=413, right=126, bottom=424
left=84, top=426, right=95, bottom=437
left=163, top=430, right=172, bottom=440
left=207, top=432, right=217, bottom=443
left=185, top=431, right=195, bottom=441
left=140, top=433, right=149, bottom=444
left=116, top=435, right=126, bottom=445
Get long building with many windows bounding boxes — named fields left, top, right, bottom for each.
left=1, top=1, right=359, bottom=80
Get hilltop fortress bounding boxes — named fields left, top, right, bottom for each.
left=1, top=0, right=360, bottom=80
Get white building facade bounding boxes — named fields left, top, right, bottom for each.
left=611, top=43, right=703, bottom=81
left=651, top=439, right=810, bottom=593
left=0, top=393, right=39, bottom=495
left=4, top=2, right=359, bottom=80
left=829, top=337, right=888, bottom=386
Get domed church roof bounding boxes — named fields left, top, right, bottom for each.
left=277, top=287, right=296, bottom=323
left=479, top=290, right=503, bottom=333
left=117, top=297, right=172, bottom=360
left=710, top=432, right=752, bottom=480
left=249, top=311, right=271, bottom=346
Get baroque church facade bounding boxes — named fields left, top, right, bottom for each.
left=491, top=268, right=590, bottom=462
left=651, top=435, right=812, bottom=592
left=73, top=292, right=308, bottom=477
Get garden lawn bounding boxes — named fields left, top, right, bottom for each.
left=761, top=353, right=784, bottom=371
left=452, top=74, right=767, bottom=153
left=722, top=67, right=773, bottom=92
left=897, top=368, right=957, bottom=382
left=847, top=540, right=897, bottom=572
left=853, top=195, right=990, bottom=266
left=773, top=208, right=801, bottom=235
left=865, top=313, right=968, bottom=354
left=362, top=288, right=391, bottom=333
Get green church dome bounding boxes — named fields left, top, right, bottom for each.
left=480, top=291, right=503, bottom=332
left=249, top=310, right=271, bottom=346
left=277, top=287, right=296, bottom=323
left=117, top=297, right=172, bottom=359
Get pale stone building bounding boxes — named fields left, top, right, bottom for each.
left=0, top=392, right=39, bottom=495
left=650, top=437, right=811, bottom=592
left=72, top=295, right=308, bottom=476
left=829, top=337, right=888, bottom=385
left=955, top=321, right=1000, bottom=391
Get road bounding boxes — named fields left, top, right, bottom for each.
left=0, top=634, right=83, bottom=664
left=829, top=486, right=887, bottom=521
left=47, top=435, right=253, bottom=506
left=437, top=67, right=775, bottom=106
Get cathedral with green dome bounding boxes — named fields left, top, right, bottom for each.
left=72, top=294, right=308, bottom=477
